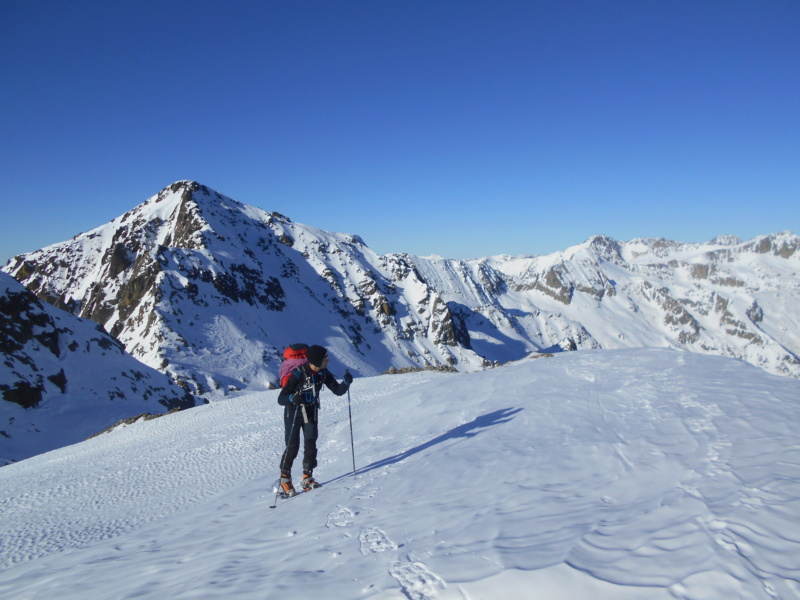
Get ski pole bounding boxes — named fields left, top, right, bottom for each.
left=347, top=385, right=356, bottom=478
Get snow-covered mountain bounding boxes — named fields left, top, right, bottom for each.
left=0, top=272, right=195, bottom=465
left=1, top=350, right=799, bottom=599
left=3, top=181, right=799, bottom=397
left=474, top=230, right=800, bottom=378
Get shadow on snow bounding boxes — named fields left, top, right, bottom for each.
left=326, top=407, right=522, bottom=484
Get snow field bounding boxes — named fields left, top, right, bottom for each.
left=0, top=349, right=799, bottom=599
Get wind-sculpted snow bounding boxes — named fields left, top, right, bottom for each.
left=0, top=349, right=798, bottom=599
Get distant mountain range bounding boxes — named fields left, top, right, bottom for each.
left=3, top=180, right=798, bottom=403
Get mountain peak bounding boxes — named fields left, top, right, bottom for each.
left=584, top=234, right=624, bottom=262
left=708, top=234, right=742, bottom=246
left=738, top=231, right=798, bottom=258
left=154, top=180, right=223, bottom=204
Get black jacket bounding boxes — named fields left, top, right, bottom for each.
left=278, top=364, right=349, bottom=406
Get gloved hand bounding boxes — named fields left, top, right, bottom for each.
left=343, top=371, right=353, bottom=385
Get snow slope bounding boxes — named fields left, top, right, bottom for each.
left=1, top=349, right=799, bottom=599
left=0, top=273, right=195, bottom=465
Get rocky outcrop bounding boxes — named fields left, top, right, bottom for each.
left=1, top=273, right=196, bottom=464
left=1, top=273, right=194, bottom=410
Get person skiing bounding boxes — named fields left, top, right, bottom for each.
left=277, top=344, right=353, bottom=496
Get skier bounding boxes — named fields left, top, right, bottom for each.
left=277, top=345, right=353, bottom=496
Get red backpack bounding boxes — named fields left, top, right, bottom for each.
left=280, top=343, right=308, bottom=387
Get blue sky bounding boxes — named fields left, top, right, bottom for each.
left=1, top=1, right=798, bottom=263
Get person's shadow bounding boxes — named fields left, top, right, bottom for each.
left=327, top=407, right=522, bottom=483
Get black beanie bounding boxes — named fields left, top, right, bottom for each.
left=306, top=345, right=328, bottom=367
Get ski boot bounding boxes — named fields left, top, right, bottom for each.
left=279, top=473, right=297, bottom=498
left=301, top=471, right=321, bottom=491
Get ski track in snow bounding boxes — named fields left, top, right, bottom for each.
left=1, top=351, right=800, bottom=600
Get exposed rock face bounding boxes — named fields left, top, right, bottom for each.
left=3, top=181, right=799, bottom=393
left=1, top=286, right=63, bottom=409
left=0, top=273, right=195, bottom=464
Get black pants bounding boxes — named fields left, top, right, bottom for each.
left=279, top=403, right=318, bottom=475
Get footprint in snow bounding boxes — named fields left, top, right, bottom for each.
left=389, top=559, right=446, bottom=600
left=326, top=507, right=355, bottom=528
left=359, top=528, right=397, bottom=555
left=353, top=487, right=379, bottom=500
